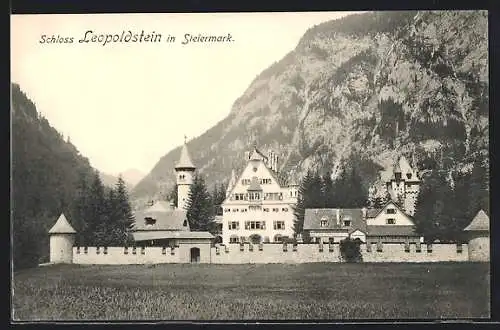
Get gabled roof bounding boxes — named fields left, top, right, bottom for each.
left=366, top=225, right=418, bottom=237
left=175, top=143, right=196, bottom=170
left=133, top=201, right=190, bottom=231
left=366, top=208, right=383, bottom=218
left=464, top=209, right=490, bottom=232
left=249, top=145, right=268, bottom=161
left=367, top=201, right=412, bottom=220
left=49, top=213, right=76, bottom=234
left=247, top=176, right=263, bottom=191
left=304, top=208, right=366, bottom=232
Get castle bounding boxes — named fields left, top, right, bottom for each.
left=47, top=143, right=490, bottom=265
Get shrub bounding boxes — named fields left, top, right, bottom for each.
left=339, top=238, right=363, bottom=263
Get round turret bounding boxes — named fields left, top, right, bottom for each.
left=48, top=213, right=76, bottom=264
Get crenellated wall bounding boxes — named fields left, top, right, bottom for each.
left=70, top=242, right=471, bottom=265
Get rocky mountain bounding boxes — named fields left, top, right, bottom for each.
left=131, top=11, right=489, bottom=203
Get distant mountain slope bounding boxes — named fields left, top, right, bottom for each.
left=120, top=168, right=145, bottom=187
left=132, top=11, right=488, bottom=202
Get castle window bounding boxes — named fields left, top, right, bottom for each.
left=245, top=221, right=265, bottom=230
left=320, top=220, right=328, bottom=227
left=386, top=218, right=396, bottom=225
left=386, top=208, right=396, bottom=214
left=274, top=221, right=285, bottom=230
left=144, top=217, right=156, bottom=226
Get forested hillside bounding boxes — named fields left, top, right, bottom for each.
left=11, top=83, right=132, bottom=269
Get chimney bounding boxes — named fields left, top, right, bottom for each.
left=336, top=209, right=340, bottom=225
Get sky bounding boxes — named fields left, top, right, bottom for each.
left=11, top=12, right=358, bottom=176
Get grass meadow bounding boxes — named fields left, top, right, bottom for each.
left=12, top=262, right=490, bottom=321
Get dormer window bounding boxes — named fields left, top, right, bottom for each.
left=179, top=174, right=185, bottom=180
left=183, top=220, right=188, bottom=227
left=343, top=220, right=351, bottom=227
left=320, top=220, right=328, bottom=227
left=406, top=173, right=412, bottom=179
left=144, top=217, right=156, bottom=226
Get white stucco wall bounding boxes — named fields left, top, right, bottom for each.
left=50, top=234, right=75, bottom=263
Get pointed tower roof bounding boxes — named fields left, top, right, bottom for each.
left=464, top=210, right=490, bottom=232
left=175, top=140, right=196, bottom=170
left=48, top=213, right=76, bottom=234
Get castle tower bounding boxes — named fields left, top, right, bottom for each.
left=175, top=137, right=196, bottom=210
left=48, top=213, right=76, bottom=264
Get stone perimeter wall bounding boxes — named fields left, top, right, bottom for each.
left=72, top=243, right=470, bottom=264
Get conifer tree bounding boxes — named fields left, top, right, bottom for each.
left=186, top=174, right=215, bottom=232
left=112, top=175, right=135, bottom=244
left=85, top=171, right=108, bottom=245
left=413, top=170, right=454, bottom=242
left=467, top=158, right=488, bottom=220
left=292, top=169, right=314, bottom=237
left=321, top=171, right=335, bottom=208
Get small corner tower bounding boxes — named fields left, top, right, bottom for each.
left=464, top=209, right=490, bottom=262
left=48, top=213, right=76, bottom=264
left=175, top=136, right=196, bottom=210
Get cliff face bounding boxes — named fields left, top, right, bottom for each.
left=132, top=11, right=488, bottom=203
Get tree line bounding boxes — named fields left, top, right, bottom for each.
left=292, top=157, right=489, bottom=243
left=71, top=172, right=135, bottom=247
left=413, top=158, right=489, bottom=243
left=293, top=167, right=368, bottom=242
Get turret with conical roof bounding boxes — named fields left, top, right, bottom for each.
left=48, top=213, right=76, bottom=264
left=175, top=137, right=197, bottom=210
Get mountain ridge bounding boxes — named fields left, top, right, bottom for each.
left=131, top=10, right=488, bottom=204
